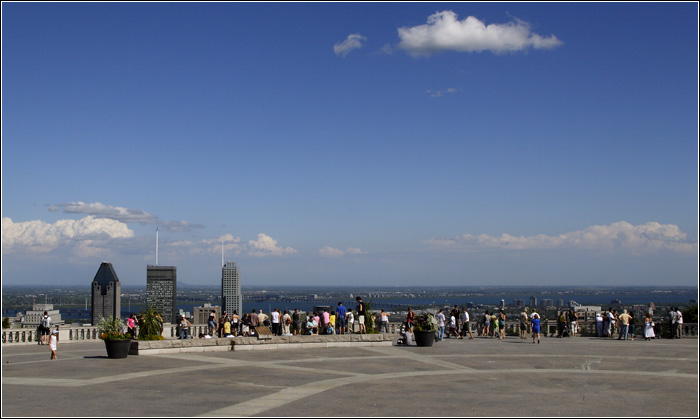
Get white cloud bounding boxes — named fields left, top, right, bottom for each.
left=2, top=216, right=134, bottom=254
left=398, top=11, right=563, bottom=56
left=248, top=233, right=297, bottom=257
left=426, top=87, right=457, bottom=97
left=49, top=201, right=204, bottom=232
left=319, top=246, right=367, bottom=257
left=334, top=33, right=367, bottom=57
left=427, top=222, right=698, bottom=255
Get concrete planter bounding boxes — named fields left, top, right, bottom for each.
left=104, top=339, right=131, bottom=359
left=414, top=330, right=436, bottom=347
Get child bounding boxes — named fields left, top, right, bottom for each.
left=49, top=329, right=59, bottom=359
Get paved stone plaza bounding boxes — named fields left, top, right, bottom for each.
left=2, top=335, right=697, bottom=417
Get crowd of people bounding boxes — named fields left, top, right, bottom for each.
left=406, top=305, right=685, bottom=344
left=184, top=297, right=371, bottom=339
left=173, top=298, right=687, bottom=342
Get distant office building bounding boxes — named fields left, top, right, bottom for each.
left=194, top=304, right=221, bottom=325
left=539, top=299, right=554, bottom=308
left=530, top=296, right=538, bottom=307
left=22, top=304, right=63, bottom=328
left=147, top=265, right=177, bottom=324
left=91, top=262, right=121, bottom=325
left=500, top=299, right=506, bottom=309
left=513, top=299, right=525, bottom=308
left=557, top=299, right=565, bottom=308
left=222, top=261, right=242, bottom=315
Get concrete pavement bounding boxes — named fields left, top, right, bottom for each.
left=2, top=335, right=697, bottom=417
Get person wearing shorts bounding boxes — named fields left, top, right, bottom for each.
left=356, top=297, right=366, bottom=334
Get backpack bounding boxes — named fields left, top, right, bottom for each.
left=41, top=316, right=50, bottom=328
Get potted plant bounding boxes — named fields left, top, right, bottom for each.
left=412, top=312, right=438, bottom=347
left=137, top=307, right=165, bottom=341
left=98, top=316, right=131, bottom=358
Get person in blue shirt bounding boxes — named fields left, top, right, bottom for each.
left=336, top=302, right=347, bottom=334
left=531, top=313, right=541, bottom=344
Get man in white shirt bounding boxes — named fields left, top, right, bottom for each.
left=270, top=309, right=280, bottom=336
left=675, top=308, right=683, bottom=339
left=460, top=308, right=473, bottom=339
left=436, top=309, right=446, bottom=341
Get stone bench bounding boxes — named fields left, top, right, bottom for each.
left=129, top=333, right=396, bottom=355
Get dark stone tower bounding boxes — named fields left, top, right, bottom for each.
left=91, top=262, right=122, bottom=325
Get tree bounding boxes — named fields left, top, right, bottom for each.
left=682, top=305, right=698, bottom=323
left=2, top=317, right=11, bottom=329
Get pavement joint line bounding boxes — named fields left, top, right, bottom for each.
left=159, top=353, right=365, bottom=378
left=2, top=362, right=228, bottom=387
left=199, top=366, right=698, bottom=417
left=361, top=345, right=477, bottom=371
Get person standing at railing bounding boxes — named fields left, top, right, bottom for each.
left=179, top=315, right=191, bottom=340
left=644, top=312, right=655, bottom=340
left=436, top=309, right=445, bottom=340
left=617, top=310, right=631, bottom=340
left=39, top=311, right=51, bottom=345
left=230, top=311, right=240, bottom=337
left=356, top=296, right=366, bottom=334
left=282, top=310, right=291, bottom=336
left=628, top=311, right=636, bottom=341
left=336, top=303, right=346, bottom=335
left=460, top=308, right=473, bottom=339
left=675, top=308, right=683, bottom=339
left=405, top=307, right=415, bottom=332
left=531, top=313, right=541, bottom=344
left=207, top=311, right=217, bottom=338
left=127, top=314, right=137, bottom=339
left=519, top=309, right=529, bottom=339
left=498, top=310, right=506, bottom=340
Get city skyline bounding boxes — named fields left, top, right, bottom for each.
left=2, top=3, right=698, bottom=287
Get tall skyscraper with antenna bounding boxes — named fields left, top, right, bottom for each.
left=146, top=228, right=177, bottom=323
left=221, top=243, right=242, bottom=314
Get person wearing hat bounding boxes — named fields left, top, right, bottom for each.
left=49, top=329, right=59, bottom=359
left=179, top=315, right=191, bottom=340
left=618, top=309, right=631, bottom=340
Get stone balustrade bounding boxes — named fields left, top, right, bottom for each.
left=3, top=321, right=697, bottom=345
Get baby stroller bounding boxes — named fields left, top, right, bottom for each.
left=560, top=325, right=570, bottom=338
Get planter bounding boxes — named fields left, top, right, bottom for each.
left=104, top=339, right=131, bottom=359
left=414, top=330, right=436, bottom=347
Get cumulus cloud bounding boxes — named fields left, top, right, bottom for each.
left=398, top=11, right=563, bottom=56
left=427, top=222, right=698, bottom=255
left=49, top=201, right=204, bottom=232
left=334, top=33, right=367, bottom=57
left=319, top=246, right=367, bottom=258
left=248, top=233, right=298, bottom=257
left=2, top=216, right=134, bottom=254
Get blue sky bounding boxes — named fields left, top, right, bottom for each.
left=2, top=2, right=698, bottom=287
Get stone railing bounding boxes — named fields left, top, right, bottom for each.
left=4, top=321, right=696, bottom=345
left=2, top=325, right=103, bottom=345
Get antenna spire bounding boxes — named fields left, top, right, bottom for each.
left=156, top=227, right=159, bottom=266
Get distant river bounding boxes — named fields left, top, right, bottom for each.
left=4, top=291, right=695, bottom=322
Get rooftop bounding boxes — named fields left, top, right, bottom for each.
left=2, top=335, right=697, bottom=417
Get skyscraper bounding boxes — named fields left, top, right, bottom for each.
left=221, top=261, right=242, bottom=314
left=91, top=262, right=121, bottom=325
left=146, top=265, right=177, bottom=323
